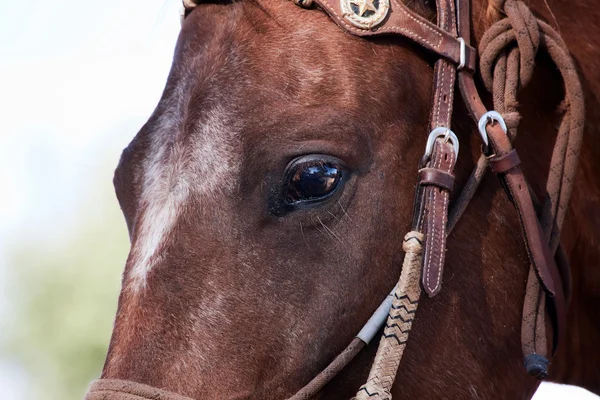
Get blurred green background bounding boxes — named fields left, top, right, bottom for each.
left=3, top=185, right=128, bottom=400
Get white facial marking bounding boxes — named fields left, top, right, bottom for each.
left=127, top=105, right=239, bottom=291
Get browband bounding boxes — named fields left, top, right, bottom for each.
left=183, top=0, right=477, bottom=71
left=307, top=0, right=476, bottom=71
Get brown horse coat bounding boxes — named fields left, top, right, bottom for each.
left=98, top=0, right=600, bottom=398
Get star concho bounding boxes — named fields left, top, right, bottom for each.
left=340, top=0, right=390, bottom=29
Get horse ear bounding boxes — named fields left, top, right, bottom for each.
left=182, top=0, right=201, bottom=23
left=183, top=0, right=201, bottom=8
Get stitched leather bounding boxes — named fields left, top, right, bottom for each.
left=420, top=140, right=456, bottom=296
left=418, top=167, right=455, bottom=191
left=414, top=0, right=459, bottom=298
left=310, top=0, right=476, bottom=71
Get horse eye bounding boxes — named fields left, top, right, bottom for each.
left=285, top=157, right=343, bottom=204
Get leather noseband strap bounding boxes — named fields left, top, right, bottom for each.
left=86, top=379, right=194, bottom=400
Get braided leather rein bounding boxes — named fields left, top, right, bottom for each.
left=86, top=0, right=584, bottom=399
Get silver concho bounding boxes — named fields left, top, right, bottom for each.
left=340, top=0, right=390, bottom=29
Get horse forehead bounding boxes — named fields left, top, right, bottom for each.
left=123, top=6, right=397, bottom=291
left=127, top=104, right=241, bottom=291
left=153, top=105, right=240, bottom=194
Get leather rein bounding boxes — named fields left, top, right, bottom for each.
left=86, top=0, right=584, bottom=399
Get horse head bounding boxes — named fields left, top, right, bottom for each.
left=88, top=0, right=600, bottom=399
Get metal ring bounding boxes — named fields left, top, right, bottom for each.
left=457, top=37, right=466, bottom=70
left=423, top=127, right=459, bottom=161
left=477, top=111, right=507, bottom=148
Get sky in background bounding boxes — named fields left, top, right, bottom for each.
left=0, top=1, right=597, bottom=399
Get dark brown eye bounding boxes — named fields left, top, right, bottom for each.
left=285, top=158, right=343, bottom=204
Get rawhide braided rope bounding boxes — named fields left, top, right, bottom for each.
left=352, top=232, right=424, bottom=400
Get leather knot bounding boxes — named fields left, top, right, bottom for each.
left=479, top=0, right=540, bottom=92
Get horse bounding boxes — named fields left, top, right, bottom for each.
left=85, top=0, right=600, bottom=398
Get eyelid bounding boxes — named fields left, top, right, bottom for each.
left=285, top=154, right=347, bottom=172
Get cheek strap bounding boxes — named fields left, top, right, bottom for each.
left=86, top=379, right=195, bottom=400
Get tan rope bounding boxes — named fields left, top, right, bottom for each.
left=352, top=232, right=424, bottom=400
left=479, top=5, right=548, bottom=364
left=462, top=0, right=584, bottom=376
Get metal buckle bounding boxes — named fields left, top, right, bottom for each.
left=477, top=111, right=508, bottom=149
left=457, top=37, right=466, bottom=70
left=423, top=127, right=459, bottom=163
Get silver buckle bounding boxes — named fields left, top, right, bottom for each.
left=423, top=127, right=459, bottom=162
left=457, top=37, right=466, bottom=70
left=477, top=111, right=508, bottom=148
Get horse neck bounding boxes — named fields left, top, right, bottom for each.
left=550, top=120, right=600, bottom=393
left=551, top=104, right=600, bottom=393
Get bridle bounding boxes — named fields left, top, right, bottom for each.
left=85, top=0, right=584, bottom=399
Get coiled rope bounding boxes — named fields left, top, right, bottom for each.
left=449, top=0, right=584, bottom=378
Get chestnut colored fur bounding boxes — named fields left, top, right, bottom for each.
left=102, top=0, right=600, bottom=398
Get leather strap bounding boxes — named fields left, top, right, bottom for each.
left=309, top=0, right=476, bottom=71
left=493, top=125, right=565, bottom=351
left=86, top=379, right=194, bottom=400
left=412, top=0, right=460, bottom=297
left=418, top=167, right=455, bottom=191
left=418, top=140, right=457, bottom=296
left=458, top=65, right=561, bottom=297
left=456, top=0, right=566, bottom=350
left=489, top=149, right=521, bottom=174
